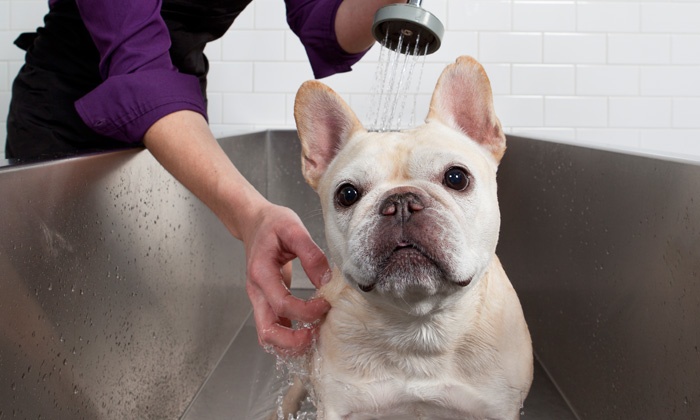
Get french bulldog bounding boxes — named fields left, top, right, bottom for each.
left=285, top=56, right=533, bottom=420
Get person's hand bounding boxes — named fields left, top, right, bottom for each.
left=241, top=202, right=331, bottom=356
left=143, top=111, right=330, bottom=355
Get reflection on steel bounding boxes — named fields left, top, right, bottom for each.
left=498, top=136, right=700, bottom=420
left=1, top=131, right=698, bottom=419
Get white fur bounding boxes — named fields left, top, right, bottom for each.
left=291, top=56, right=533, bottom=420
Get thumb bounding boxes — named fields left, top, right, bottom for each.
left=285, top=226, right=331, bottom=290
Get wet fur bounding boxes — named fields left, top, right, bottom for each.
left=279, top=56, right=533, bottom=420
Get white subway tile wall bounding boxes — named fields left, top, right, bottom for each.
left=1, top=0, right=699, bottom=160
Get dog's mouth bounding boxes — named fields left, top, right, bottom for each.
left=356, top=241, right=470, bottom=293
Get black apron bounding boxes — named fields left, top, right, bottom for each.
left=6, top=0, right=252, bottom=161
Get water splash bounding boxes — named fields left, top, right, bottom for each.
left=264, top=322, right=321, bottom=420
left=367, top=31, right=430, bottom=132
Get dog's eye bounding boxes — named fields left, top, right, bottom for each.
left=336, top=184, right=361, bottom=207
left=444, top=167, right=470, bottom=191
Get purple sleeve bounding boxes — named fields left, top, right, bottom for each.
left=285, top=0, right=370, bottom=79
left=72, top=0, right=207, bottom=143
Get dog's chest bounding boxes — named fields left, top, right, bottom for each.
left=312, top=308, right=516, bottom=419
left=314, top=370, right=515, bottom=420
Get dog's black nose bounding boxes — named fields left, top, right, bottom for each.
left=380, top=192, right=424, bottom=221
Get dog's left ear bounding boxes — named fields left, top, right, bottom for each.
left=427, top=56, right=506, bottom=163
left=294, top=81, right=365, bottom=189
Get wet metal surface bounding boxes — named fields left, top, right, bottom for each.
left=498, top=136, right=700, bottom=420
left=0, top=145, right=257, bottom=418
left=2, top=131, right=698, bottom=419
left=182, top=292, right=577, bottom=420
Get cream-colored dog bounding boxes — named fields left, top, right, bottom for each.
left=286, top=56, right=533, bottom=420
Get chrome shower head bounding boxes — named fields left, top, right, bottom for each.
left=372, top=0, right=444, bottom=55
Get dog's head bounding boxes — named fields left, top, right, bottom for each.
left=295, top=56, right=505, bottom=314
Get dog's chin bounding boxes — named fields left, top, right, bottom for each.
left=352, top=247, right=470, bottom=304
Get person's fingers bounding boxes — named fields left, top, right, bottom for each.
left=278, top=223, right=332, bottom=290
left=248, top=257, right=330, bottom=323
left=242, top=204, right=332, bottom=353
left=246, top=281, right=317, bottom=355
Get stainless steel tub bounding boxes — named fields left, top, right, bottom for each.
left=1, top=131, right=698, bottom=419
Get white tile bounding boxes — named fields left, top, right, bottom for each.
left=210, top=124, right=257, bottom=138
left=427, top=0, right=448, bottom=26
left=222, top=30, right=285, bottom=61
left=0, top=31, right=25, bottom=61
left=512, top=64, right=575, bottom=95
left=576, top=65, right=639, bottom=96
left=324, top=61, right=381, bottom=94
left=512, top=1, right=576, bottom=32
left=673, top=99, right=700, bottom=128
left=254, top=62, right=312, bottom=93
left=285, top=31, right=308, bottom=62
left=482, top=64, right=511, bottom=95
left=0, top=2, right=10, bottom=30
left=360, top=43, right=385, bottom=63
left=480, top=33, right=542, bottom=64
left=672, top=35, right=700, bottom=65
left=576, top=128, right=640, bottom=150
left=206, top=92, right=223, bottom=125
left=493, top=96, right=544, bottom=127
left=509, top=127, right=576, bottom=142
left=413, top=63, right=447, bottom=94
left=231, top=2, right=255, bottom=29
left=353, top=92, right=424, bottom=130
left=346, top=93, right=373, bottom=126
left=642, top=2, right=700, bottom=34
left=10, top=1, right=44, bottom=30
left=204, top=38, right=222, bottom=61
left=544, top=34, right=606, bottom=64
left=608, top=34, right=670, bottom=64
left=222, top=93, right=287, bottom=125
left=609, top=97, right=672, bottom=128
left=545, top=97, right=608, bottom=127
left=577, top=2, right=640, bottom=33
left=429, top=31, right=478, bottom=63
left=8, top=60, right=22, bottom=79
left=448, top=1, right=512, bottom=31
left=207, top=62, right=253, bottom=92
left=0, top=61, right=8, bottom=91
left=639, top=129, right=700, bottom=161
left=254, top=0, right=287, bottom=29
left=641, top=66, right=700, bottom=97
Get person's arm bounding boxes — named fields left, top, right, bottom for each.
left=335, top=0, right=403, bottom=53
left=285, top=0, right=403, bottom=79
left=74, top=0, right=206, bottom=143
left=143, top=110, right=331, bottom=353
left=73, top=0, right=331, bottom=353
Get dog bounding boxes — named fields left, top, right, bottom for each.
left=283, top=56, right=533, bottom=420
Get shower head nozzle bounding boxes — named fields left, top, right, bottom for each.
left=372, top=2, right=444, bottom=55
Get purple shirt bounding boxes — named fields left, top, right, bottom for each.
left=49, top=0, right=367, bottom=144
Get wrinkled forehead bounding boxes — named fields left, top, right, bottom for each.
left=323, top=123, right=498, bottom=188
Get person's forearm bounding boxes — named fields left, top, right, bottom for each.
left=142, top=110, right=264, bottom=241
left=335, top=0, right=403, bottom=54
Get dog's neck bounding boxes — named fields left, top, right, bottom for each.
left=320, top=262, right=496, bottom=350
left=316, top=263, right=502, bottom=380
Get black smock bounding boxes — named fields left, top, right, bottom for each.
left=6, top=0, right=252, bottom=161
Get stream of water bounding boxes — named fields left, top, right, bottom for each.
left=367, top=32, right=430, bottom=132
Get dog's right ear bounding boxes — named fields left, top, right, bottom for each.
left=427, top=56, right=506, bottom=163
left=294, top=81, right=365, bottom=190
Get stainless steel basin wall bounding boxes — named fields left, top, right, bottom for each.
left=497, top=137, right=700, bottom=420
left=2, top=131, right=698, bottom=419
left=0, top=133, right=270, bottom=419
